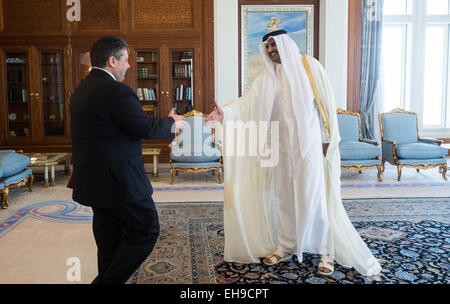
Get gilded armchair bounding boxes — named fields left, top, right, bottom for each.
left=169, top=110, right=223, bottom=184
left=337, top=109, right=383, bottom=182
left=379, top=108, right=448, bottom=181
left=0, top=150, right=34, bottom=208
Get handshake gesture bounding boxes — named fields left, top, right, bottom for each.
left=205, top=101, right=223, bottom=127
left=168, top=101, right=223, bottom=130
left=168, top=109, right=186, bottom=130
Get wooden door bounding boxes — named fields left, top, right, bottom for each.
left=0, top=47, right=34, bottom=145
left=34, top=46, right=71, bottom=144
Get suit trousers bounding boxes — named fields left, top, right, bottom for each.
left=91, top=198, right=160, bottom=284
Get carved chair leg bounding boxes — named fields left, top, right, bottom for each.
left=416, top=169, right=420, bottom=173
left=170, top=169, right=175, bottom=185
left=397, top=165, right=403, bottom=182
left=441, top=165, right=448, bottom=181
left=217, top=168, right=222, bottom=184
left=377, top=165, right=383, bottom=182
left=1, top=188, right=9, bottom=209
left=212, top=170, right=215, bottom=176
left=28, top=174, right=34, bottom=192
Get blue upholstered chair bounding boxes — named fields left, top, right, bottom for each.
left=169, top=110, right=223, bottom=184
left=379, top=108, right=448, bottom=181
left=0, top=150, right=34, bottom=208
left=337, top=109, right=383, bottom=182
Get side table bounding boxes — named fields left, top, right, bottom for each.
left=26, top=153, right=71, bottom=187
left=142, top=148, right=161, bottom=181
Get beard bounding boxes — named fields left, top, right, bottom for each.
left=269, top=51, right=281, bottom=63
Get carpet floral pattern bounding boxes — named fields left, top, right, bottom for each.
left=1, top=198, right=448, bottom=284
left=130, top=198, right=450, bottom=284
left=214, top=220, right=449, bottom=284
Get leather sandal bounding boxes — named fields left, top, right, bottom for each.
left=263, top=248, right=292, bottom=265
left=318, top=255, right=334, bottom=276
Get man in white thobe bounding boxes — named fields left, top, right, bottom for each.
left=206, top=19, right=382, bottom=276
left=270, top=57, right=330, bottom=265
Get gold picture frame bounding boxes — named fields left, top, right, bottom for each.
left=241, top=4, right=314, bottom=94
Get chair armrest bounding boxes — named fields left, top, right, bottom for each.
left=419, top=137, right=442, bottom=146
left=169, top=140, right=179, bottom=149
left=361, top=139, right=379, bottom=146
left=382, top=138, right=396, bottom=145
left=216, top=143, right=223, bottom=152
left=382, top=139, right=397, bottom=163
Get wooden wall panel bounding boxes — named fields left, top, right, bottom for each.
left=0, top=0, right=3, bottom=33
left=71, top=0, right=123, bottom=33
left=131, top=0, right=195, bottom=30
left=347, top=0, right=362, bottom=113
left=0, top=0, right=215, bottom=159
left=1, top=0, right=66, bottom=35
left=204, top=0, right=215, bottom=113
left=0, top=50, right=5, bottom=142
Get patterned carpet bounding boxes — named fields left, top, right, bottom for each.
left=131, top=198, right=450, bottom=284
left=0, top=198, right=449, bottom=284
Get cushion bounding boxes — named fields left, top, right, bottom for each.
left=396, top=143, right=448, bottom=159
left=381, top=113, right=418, bottom=144
left=337, top=114, right=360, bottom=142
left=0, top=166, right=3, bottom=179
left=0, top=152, right=30, bottom=177
left=170, top=145, right=221, bottom=163
left=397, top=158, right=447, bottom=166
left=0, top=183, right=4, bottom=190
left=341, top=159, right=382, bottom=167
left=339, top=141, right=381, bottom=160
left=177, top=115, right=213, bottom=145
left=2, top=168, right=32, bottom=186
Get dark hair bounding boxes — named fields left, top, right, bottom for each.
left=90, top=36, right=128, bottom=68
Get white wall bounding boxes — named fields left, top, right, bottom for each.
left=319, top=0, right=348, bottom=109
left=214, top=0, right=239, bottom=106
left=214, top=0, right=349, bottom=109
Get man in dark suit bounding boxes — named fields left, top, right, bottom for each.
left=70, top=36, right=185, bottom=284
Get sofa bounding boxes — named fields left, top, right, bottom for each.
left=0, top=150, right=34, bottom=208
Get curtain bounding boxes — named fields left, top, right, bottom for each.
left=360, top=0, right=384, bottom=139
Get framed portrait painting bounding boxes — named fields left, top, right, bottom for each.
left=241, top=5, right=315, bottom=94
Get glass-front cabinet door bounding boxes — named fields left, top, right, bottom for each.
left=78, top=51, right=91, bottom=84
left=136, top=50, right=159, bottom=118
left=5, top=52, right=31, bottom=138
left=40, top=51, right=65, bottom=137
left=171, top=50, right=193, bottom=115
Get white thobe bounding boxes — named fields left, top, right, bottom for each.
left=222, top=51, right=382, bottom=276
left=271, top=64, right=329, bottom=258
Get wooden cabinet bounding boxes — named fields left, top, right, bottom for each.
left=72, top=44, right=198, bottom=118
left=0, top=0, right=214, bottom=162
left=1, top=45, right=71, bottom=146
left=130, top=46, right=198, bottom=118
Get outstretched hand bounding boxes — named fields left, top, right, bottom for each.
left=205, top=101, right=223, bottom=127
left=169, top=109, right=186, bottom=130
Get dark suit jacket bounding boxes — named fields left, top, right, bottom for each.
left=70, top=69, right=174, bottom=208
